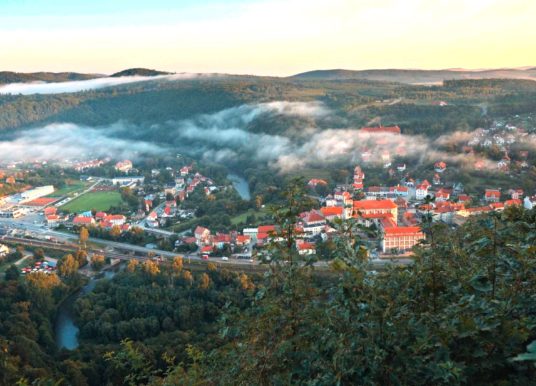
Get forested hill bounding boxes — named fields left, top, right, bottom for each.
left=0, top=71, right=104, bottom=85
left=110, top=68, right=173, bottom=77
left=291, top=67, right=536, bottom=84
left=1, top=76, right=536, bottom=140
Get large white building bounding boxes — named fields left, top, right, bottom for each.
left=17, top=185, right=54, bottom=203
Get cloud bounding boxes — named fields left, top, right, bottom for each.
left=0, top=122, right=163, bottom=162
left=0, top=73, right=212, bottom=95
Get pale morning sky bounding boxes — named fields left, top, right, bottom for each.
left=0, top=0, right=534, bottom=76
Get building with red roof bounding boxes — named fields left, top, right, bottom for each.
left=484, top=189, right=501, bottom=202
left=382, top=226, right=424, bottom=253
left=73, top=216, right=95, bottom=226
left=320, top=206, right=344, bottom=221
left=361, top=125, right=401, bottom=135
left=353, top=199, right=398, bottom=220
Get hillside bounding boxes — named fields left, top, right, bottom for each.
left=291, top=67, right=536, bottom=84
left=0, top=71, right=103, bottom=85
left=110, top=68, right=173, bottom=77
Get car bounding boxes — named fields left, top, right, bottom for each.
left=249, top=259, right=254, bottom=263
left=202, top=254, right=209, bottom=260
left=221, top=256, right=229, bottom=261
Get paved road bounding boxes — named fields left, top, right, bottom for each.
left=0, top=218, right=413, bottom=269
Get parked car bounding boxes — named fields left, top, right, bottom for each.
left=221, top=256, right=229, bottom=261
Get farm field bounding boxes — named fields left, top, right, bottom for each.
left=60, top=191, right=123, bottom=212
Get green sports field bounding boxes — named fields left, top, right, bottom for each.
left=60, top=191, right=123, bottom=213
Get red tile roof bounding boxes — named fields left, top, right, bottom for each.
left=361, top=125, right=401, bottom=134
left=384, top=226, right=423, bottom=236
left=353, top=200, right=397, bottom=210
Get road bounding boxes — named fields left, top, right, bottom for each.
left=0, top=218, right=413, bottom=270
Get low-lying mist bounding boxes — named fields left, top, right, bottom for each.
left=0, top=100, right=514, bottom=174
left=0, top=73, right=214, bottom=95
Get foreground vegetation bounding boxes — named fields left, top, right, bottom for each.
left=0, top=183, right=534, bottom=385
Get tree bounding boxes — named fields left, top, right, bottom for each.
left=110, top=225, right=121, bottom=238
left=126, top=259, right=139, bottom=272
left=143, top=260, right=160, bottom=277
left=91, top=254, right=105, bottom=270
left=199, top=273, right=210, bottom=290
left=57, top=254, right=79, bottom=277
left=172, top=256, right=183, bottom=274
left=4, top=264, right=19, bottom=281
left=79, top=227, right=89, bottom=248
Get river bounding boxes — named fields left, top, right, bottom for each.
left=227, top=173, right=251, bottom=201
left=55, top=270, right=116, bottom=350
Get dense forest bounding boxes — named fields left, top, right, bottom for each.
left=0, top=183, right=534, bottom=385
left=2, top=76, right=536, bottom=139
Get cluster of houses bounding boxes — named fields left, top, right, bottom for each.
left=144, top=166, right=215, bottom=228
left=186, top=225, right=252, bottom=255
left=465, top=122, right=533, bottom=171
left=72, top=158, right=107, bottom=172
left=114, top=160, right=133, bottom=173
left=71, top=211, right=130, bottom=231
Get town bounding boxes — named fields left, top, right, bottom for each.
left=1, top=118, right=534, bottom=280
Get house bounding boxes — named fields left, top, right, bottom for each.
left=434, top=161, right=447, bottom=173
left=390, top=185, right=408, bottom=197
left=361, top=125, right=401, bottom=135
left=320, top=206, right=344, bottom=221
left=104, top=214, right=126, bottom=226
left=115, top=160, right=133, bottom=173
left=353, top=200, right=398, bottom=225
left=146, top=211, right=158, bottom=227
left=308, top=178, right=328, bottom=187
left=296, top=241, right=316, bottom=256
left=509, top=189, right=524, bottom=200
left=381, top=226, right=424, bottom=253
left=434, top=189, right=450, bottom=202
left=180, top=166, right=192, bottom=176
left=353, top=166, right=365, bottom=190
left=300, top=210, right=326, bottom=236
left=505, top=199, right=522, bottom=207
left=235, top=235, right=251, bottom=246
left=46, top=214, right=60, bottom=227
left=243, top=227, right=258, bottom=240
left=415, top=183, right=429, bottom=200
left=457, top=194, right=471, bottom=204
left=73, top=216, right=95, bottom=226
left=214, top=233, right=232, bottom=249
left=194, top=226, right=211, bottom=246
left=433, top=173, right=441, bottom=185
left=396, top=164, right=406, bottom=172
left=44, top=207, right=57, bottom=216
left=489, top=202, right=505, bottom=211
left=484, top=189, right=501, bottom=202
left=200, top=246, right=213, bottom=255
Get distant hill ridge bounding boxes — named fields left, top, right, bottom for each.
left=290, top=67, right=536, bottom=84
left=0, top=68, right=173, bottom=84
left=110, top=68, right=173, bottom=77
left=0, top=71, right=104, bottom=85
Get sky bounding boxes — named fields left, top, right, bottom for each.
left=0, top=0, right=535, bottom=76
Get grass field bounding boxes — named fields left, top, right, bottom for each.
left=231, top=208, right=270, bottom=225
left=61, top=191, right=123, bottom=212
left=48, top=180, right=89, bottom=197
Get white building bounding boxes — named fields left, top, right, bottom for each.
left=18, top=185, right=54, bottom=203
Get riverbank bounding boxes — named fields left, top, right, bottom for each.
left=55, top=268, right=118, bottom=350
left=227, top=173, right=251, bottom=201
